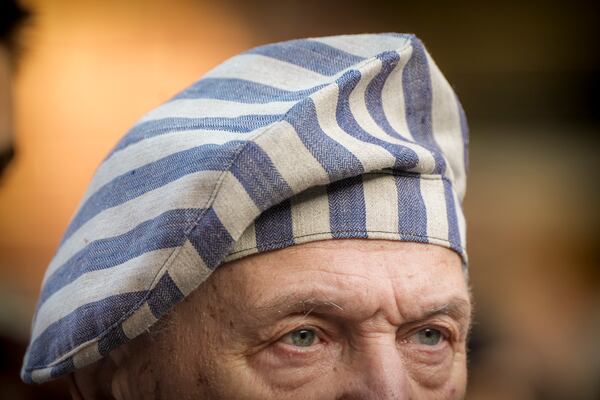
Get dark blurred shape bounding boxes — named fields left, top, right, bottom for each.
left=0, top=0, right=30, bottom=178
left=0, top=335, right=68, bottom=399
left=0, top=0, right=30, bottom=53
left=0, top=144, right=14, bottom=177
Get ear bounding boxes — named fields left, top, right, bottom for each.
left=69, top=346, right=129, bottom=400
left=67, top=372, right=85, bottom=399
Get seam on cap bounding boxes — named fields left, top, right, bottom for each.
left=227, top=230, right=462, bottom=258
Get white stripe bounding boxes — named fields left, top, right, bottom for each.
left=419, top=177, right=449, bottom=243
left=33, top=248, right=175, bottom=344
left=349, top=58, right=388, bottom=137
left=362, top=174, right=399, bottom=234
left=83, top=129, right=255, bottom=205
left=226, top=221, right=257, bottom=262
left=311, top=85, right=397, bottom=171
left=324, top=56, right=435, bottom=173
left=72, top=342, right=101, bottom=369
left=122, top=303, right=158, bottom=340
left=382, top=45, right=414, bottom=141
left=204, top=54, right=333, bottom=91
left=138, top=98, right=296, bottom=123
left=211, top=171, right=261, bottom=239
left=30, top=366, right=53, bottom=384
left=45, top=171, right=222, bottom=280
left=344, top=56, right=436, bottom=174
left=167, top=239, right=213, bottom=296
left=453, top=187, right=467, bottom=250
left=254, top=120, right=329, bottom=194
left=311, top=34, right=410, bottom=58
left=427, top=52, right=466, bottom=199
left=291, top=185, right=333, bottom=241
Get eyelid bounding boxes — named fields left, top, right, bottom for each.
left=398, top=320, right=457, bottom=344
left=279, top=326, right=321, bottom=345
left=269, top=312, right=343, bottom=341
left=406, top=326, right=450, bottom=344
left=278, top=324, right=326, bottom=340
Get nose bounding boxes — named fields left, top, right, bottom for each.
left=341, top=338, right=410, bottom=400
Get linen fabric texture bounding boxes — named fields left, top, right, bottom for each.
left=22, top=33, right=469, bottom=383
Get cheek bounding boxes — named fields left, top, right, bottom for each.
left=402, top=346, right=468, bottom=394
left=247, top=342, right=339, bottom=390
left=444, top=355, right=468, bottom=400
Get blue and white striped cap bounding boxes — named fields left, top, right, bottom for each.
left=22, top=33, right=469, bottom=383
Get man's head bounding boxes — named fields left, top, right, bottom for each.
left=22, top=33, right=471, bottom=399
left=72, top=240, right=471, bottom=399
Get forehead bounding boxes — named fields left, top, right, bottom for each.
left=211, top=239, right=468, bottom=321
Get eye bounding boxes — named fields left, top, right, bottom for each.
left=410, top=328, right=445, bottom=346
left=280, top=328, right=319, bottom=347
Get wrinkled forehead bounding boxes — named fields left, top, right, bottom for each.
left=185, top=239, right=470, bottom=331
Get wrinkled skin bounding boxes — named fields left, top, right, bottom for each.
left=71, top=239, right=472, bottom=400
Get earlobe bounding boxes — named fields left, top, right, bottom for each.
left=70, top=337, right=160, bottom=400
left=70, top=355, right=119, bottom=399
left=67, top=373, right=84, bottom=400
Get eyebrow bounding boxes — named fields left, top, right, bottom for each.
left=251, top=294, right=472, bottom=333
left=253, top=296, right=346, bottom=320
left=422, top=298, right=471, bottom=322
left=411, top=297, right=472, bottom=335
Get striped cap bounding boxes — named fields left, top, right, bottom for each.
left=22, top=33, right=469, bottom=383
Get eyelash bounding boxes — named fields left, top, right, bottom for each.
left=268, top=318, right=458, bottom=361
left=271, top=324, right=335, bottom=357
left=401, top=324, right=454, bottom=347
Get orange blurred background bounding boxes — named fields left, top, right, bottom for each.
left=1, top=0, right=599, bottom=398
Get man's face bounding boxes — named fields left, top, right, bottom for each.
left=110, top=239, right=471, bottom=399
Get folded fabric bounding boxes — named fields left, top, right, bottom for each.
left=21, top=33, right=469, bottom=384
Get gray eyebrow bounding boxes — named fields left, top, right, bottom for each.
left=300, top=298, right=344, bottom=312
left=252, top=295, right=345, bottom=320
left=250, top=291, right=472, bottom=339
left=256, top=294, right=470, bottom=323
left=417, top=297, right=473, bottom=336
left=425, top=298, right=471, bottom=320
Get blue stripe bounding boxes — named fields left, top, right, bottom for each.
left=328, top=175, right=367, bottom=238
left=26, top=291, right=147, bottom=369
left=335, top=69, right=420, bottom=171
left=395, top=174, right=428, bottom=240
left=50, top=358, right=74, bottom=380
left=147, top=272, right=184, bottom=318
left=110, top=115, right=281, bottom=155
left=402, top=38, right=446, bottom=174
left=63, top=142, right=242, bottom=242
left=287, top=98, right=364, bottom=181
left=255, top=199, right=294, bottom=251
left=230, top=141, right=294, bottom=210
left=247, top=39, right=365, bottom=76
left=26, top=270, right=183, bottom=371
left=42, top=209, right=205, bottom=304
left=443, top=179, right=461, bottom=252
left=187, top=208, right=234, bottom=269
left=98, top=324, right=128, bottom=356
left=174, top=77, right=327, bottom=103
left=365, top=51, right=405, bottom=140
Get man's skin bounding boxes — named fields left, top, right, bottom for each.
left=70, top=239, right=472, bottom=399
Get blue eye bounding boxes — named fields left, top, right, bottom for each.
left=413, top=328, right=444, bottom=346
left=281, top=328, right=318, bottom=347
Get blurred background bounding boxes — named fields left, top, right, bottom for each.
left=0, top=0, right=598, bottom=398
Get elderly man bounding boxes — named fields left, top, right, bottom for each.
left=22, top=33, right=471, bottom=399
